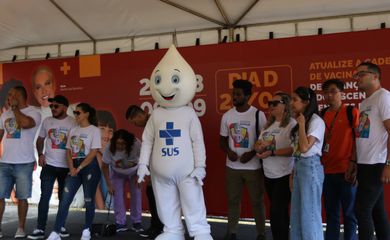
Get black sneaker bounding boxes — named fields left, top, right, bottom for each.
left=226, top=233, right=237, bottom=240
left=131, top=223, right=144, bottom=233
left=27, top=229, right=45, bottom=240
left=115, top=224, right=129, bottom=233
left=59, top=227, right=70, bottom=238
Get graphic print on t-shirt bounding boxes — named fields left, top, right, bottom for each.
left=357, top=110, right=370, bottom=138
left=229, top=121, right=249, bottom=148
left=70, top=135, right=86, bottom=158
left=114, top=158, right=137, bottom=169
left=292, top=136, right=301, bottom=157
left=4, top=118, right=21, bottom=138
left=48, top=128, right=68, bottom=150
left=261, top=131, right=276, bottom=151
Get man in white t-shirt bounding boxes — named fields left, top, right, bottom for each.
left=219, top=80, right=267, bottom=240
left=0, top=86, right=41, bottom=238
left=27, top=95, right=76, bottom=240
left=351, top=62, right=390, bottom=240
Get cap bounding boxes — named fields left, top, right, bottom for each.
left=48, top=95, right=69, bottom=107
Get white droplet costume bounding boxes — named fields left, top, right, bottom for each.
left=137, top=46, right=213, bottom=240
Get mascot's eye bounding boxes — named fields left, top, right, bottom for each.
left=171, top=75, right=180, bottom=84
left=154, top=75, right=161, bottom=85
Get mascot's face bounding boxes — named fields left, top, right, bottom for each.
left=150, top=45, right=197, bottom=108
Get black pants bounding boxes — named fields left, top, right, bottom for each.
left=264, top=174, right=291, bottom=240
left=146, top=184, right=164, bottom=231
left=355, top=164, right=390, bottom=240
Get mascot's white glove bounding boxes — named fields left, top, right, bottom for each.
left=190, top=167, right=206, bottom=186
left=137, top=164, right=150, bottom=183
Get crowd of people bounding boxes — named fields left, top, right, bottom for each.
left=0, top=61, right=388, bottom=240
left=220, top=62, right=390, bottom=240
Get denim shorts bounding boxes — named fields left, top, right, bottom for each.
left=0, top=162, right=35, bottom=199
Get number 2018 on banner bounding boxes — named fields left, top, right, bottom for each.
left=138, top=75, right=206, bottom=117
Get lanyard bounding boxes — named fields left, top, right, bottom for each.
left=325, top=107, right=341, bottom=139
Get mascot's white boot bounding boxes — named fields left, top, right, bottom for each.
left=155, top=232, right=185, bottom=240
left=194, top=233, right=214, bottom=240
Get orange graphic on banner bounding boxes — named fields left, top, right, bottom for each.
left=60, top=62, right=71, bottom=75
left=79, top=55, right=101, bottom=78
left=0, top=64, right=3, bottom=85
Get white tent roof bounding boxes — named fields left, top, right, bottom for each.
left=1, top=0, right=390, bottom=58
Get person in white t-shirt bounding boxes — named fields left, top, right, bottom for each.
left=27, top=95, right=76, bottom=240
left=348, top=62, right=390, bottom=240
left=254, top=92, right=295, bottom=240
left=47, top=103, right=102, bottom=240
left=290, top=87, right=325, bottom=240
left=102, top=129, right=143, bottom=233
left=0, top=86, right=41, bottom=239
left=220, top=80, right=267, bottom=240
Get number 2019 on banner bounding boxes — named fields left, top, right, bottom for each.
left=138, top=75, right=206, bottom=117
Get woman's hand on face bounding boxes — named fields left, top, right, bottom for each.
left=296, top=113, right=306, bottom=127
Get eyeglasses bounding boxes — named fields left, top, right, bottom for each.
left=49, top=104, right=60, bottom=109
left=353, top=71, right=376, bottom=79
left=73, top=111, right=81, bottom=116
left=267, top=100, right=285, bottom=107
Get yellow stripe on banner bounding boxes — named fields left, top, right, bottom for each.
left=79, top=55, right=101, bottom=78
left=0, top=64, right=3, bottom=85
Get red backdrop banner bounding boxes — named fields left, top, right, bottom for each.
left=1, top=29, right=390, bottom=218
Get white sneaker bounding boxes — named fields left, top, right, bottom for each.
left=46, top=231, right=60, bottom=240
left=15, top=228, right=27, bottom=239
left=80, top=229, right=90, bottom=240
left=0, top=230, right=3, bottom=238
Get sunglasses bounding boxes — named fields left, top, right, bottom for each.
left=49, top=104, right=60, bottom=109
left=267, top=100, right=285, bottom=107
left=352, top=71, right=376, bottom=79
left=73, top=111, right=81, bottom=116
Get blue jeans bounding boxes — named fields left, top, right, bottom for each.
left=0, top=162, right=34, bottom=199
left=53, top=158, right=101, bottom=232
left=291, top=155, right=324, bottom=240
left=323, top=173, right=357, bottom=240
left=37, top=164, right=69, bottom=231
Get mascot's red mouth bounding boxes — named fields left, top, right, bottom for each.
left=162, top=95, right=175, bottom=100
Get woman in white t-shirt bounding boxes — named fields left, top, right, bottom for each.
left=101, top=129, right=143, bottom=233
left=290, top=87, right=325, bottom=240
left=47, top=103, right=102, bottom=240
left=255, top=92, right=296, bottom=240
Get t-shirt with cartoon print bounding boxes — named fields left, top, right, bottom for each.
left=0, top=106, right=41, bottom=164
left=259, top=118, right=296, bottom=178
left=292, top=113, right=325, bottom=158
left=102, top=139, right=141, bottom=175
left=220, top=106, right=267, bottom=170
left=66, top=125, right=101, bottom=159
left=39, top=116, right=76, bottom=168
left=356, top=88, right=390, bottom=164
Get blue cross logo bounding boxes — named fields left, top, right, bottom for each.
left=159, top=122, right=181, bottom=145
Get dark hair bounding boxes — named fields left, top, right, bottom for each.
left=109, top=129, right=136, bottom=156
left=264, top=92, right=292, bottom=129
left=13, top=86, right=28, bottom=100
left=77, top=103, right=98, bottom=126
left=358, top=62, right=381, bottom=80
left=233, top=79, right=252, bottom=96
left=97, top=110, right=116, bottom=131
left=125, top=105, right=145, bottom=120
left=0, top=79, right=23, bottom=108
left=290, top=87, right=319, bottom=140
left=322, top=78, right=344, bottom=91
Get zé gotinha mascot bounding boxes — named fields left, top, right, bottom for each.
left=137, top=45, right=213, bottom=240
